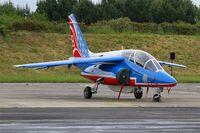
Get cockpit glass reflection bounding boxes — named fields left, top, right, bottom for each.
left=122, top=50, right=163, bottom=72
left=145, top=60, right=157, bottom=71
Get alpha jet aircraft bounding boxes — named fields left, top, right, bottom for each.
left=15, top=14, right=186, bottom=102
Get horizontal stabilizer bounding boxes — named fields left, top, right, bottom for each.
left=158, top=61, right=186, bottom=68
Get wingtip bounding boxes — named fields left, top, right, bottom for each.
left=179, top=64, right=186, bottom=68
left=14, top=65, right=22, bottom=68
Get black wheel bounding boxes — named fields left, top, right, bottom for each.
left=134, top=89, right=143, bottom=99
left=84, top=86, right=92, bottom=99
left=153, top=94, right=161, bottom=102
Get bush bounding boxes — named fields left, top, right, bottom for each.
left=0, top=13, right=69, bottom=34
left=51, top=22, right=68, bottom=34
left=161, top=22, right=198, bottom=35
left=0, top=22, right=6, bottom=36
left=1, top=13, right=200, bottom=35
left=87, top=17, right=200, bottom=35
left=28, top=13, right=49, bottom=22
left=10, top=20, right=49, bottom=31
left=195, top=21, right=200, bottom=28
left=0, top=14, right=23, bottom=26
left=86, top=21, right=114, bottom=34
left=108, top=17, right=132, bottom=32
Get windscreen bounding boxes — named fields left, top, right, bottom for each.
left=122, top=50, right=163, bottom=72
left=134, top=51, right=151, bottom=67
left=144, top=60, right=157, bottom=71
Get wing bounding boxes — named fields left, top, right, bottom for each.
left=14, top=56, right=124, bottom=69
left=158, top=61, right=186, bottom=68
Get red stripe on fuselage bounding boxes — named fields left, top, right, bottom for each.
left=81, top=74, right=120, bottom=85
left=81, top=74, right=176, bottom=87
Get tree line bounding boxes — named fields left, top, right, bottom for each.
left=0, top=2, right=30, bottom=18
left=0, top=0, right=200, bottom=25
left=1, top=0, right=200, bottom=36
left=36, top=0, right=200, bottom=24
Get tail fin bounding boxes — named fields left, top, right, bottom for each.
left=68, top=14, right=89, bottom=58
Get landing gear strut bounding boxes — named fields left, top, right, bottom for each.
left=83, top=77, right=104, bottom=99
left=134, top=87, right=143, bottom=99
left=153, top=87, right=163, bottom=102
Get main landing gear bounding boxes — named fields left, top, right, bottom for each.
left=83, top=77, right=104, bottom=99
left=83, top=86, right=92, bottom=99
left=153, top=87, right=163, bottom=102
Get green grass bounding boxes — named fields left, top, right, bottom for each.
left=176, top=75, right=200, bottom=83
left=0, top=74, right=199, bottom=83
left=0, top=31, right=200, bottom=83
left=0, top=74, right=89, bottom=83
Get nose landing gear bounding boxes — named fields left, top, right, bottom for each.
left=153, top=87, right=163, bottom=102
left=153, top=94, right=161, bottom=102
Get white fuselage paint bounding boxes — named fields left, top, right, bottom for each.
left=89, top=50, right=123, bottom=57
left=89, top=50, right=136, bottom=93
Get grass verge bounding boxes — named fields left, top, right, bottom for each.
left=0, top=74, right=199, bottom=83
left=0, top=74, right=89, bottom=83
left=175, top=75, right=200, bottom=83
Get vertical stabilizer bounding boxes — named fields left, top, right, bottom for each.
left=68, top=14, right=89, bottom=58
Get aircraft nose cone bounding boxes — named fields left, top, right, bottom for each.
left=168, top=76, right=177, bottom=84
left=156, top=71, right=177, bottom=84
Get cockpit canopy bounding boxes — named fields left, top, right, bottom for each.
left=122, top=50, right=163, bottom=72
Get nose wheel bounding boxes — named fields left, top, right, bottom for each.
left=153, top=94, right=161, bottom=102
left=153, top=87, right=163, bottom=102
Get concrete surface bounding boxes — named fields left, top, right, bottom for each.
left=0, top=83, right=200, bottom=107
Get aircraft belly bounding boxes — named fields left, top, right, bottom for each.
left=108, top=85, right=135, bottom=93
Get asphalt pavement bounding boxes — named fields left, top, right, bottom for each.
left=0, top=107, right=200, bottom=132
left=0, top=83, right=200, bottom=132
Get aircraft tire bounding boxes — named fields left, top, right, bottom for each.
left=134, top=90, right=143, bottom=99
left=153, top=94, right=161, bottom=102
left=84, top=86, right=92, bottom=99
